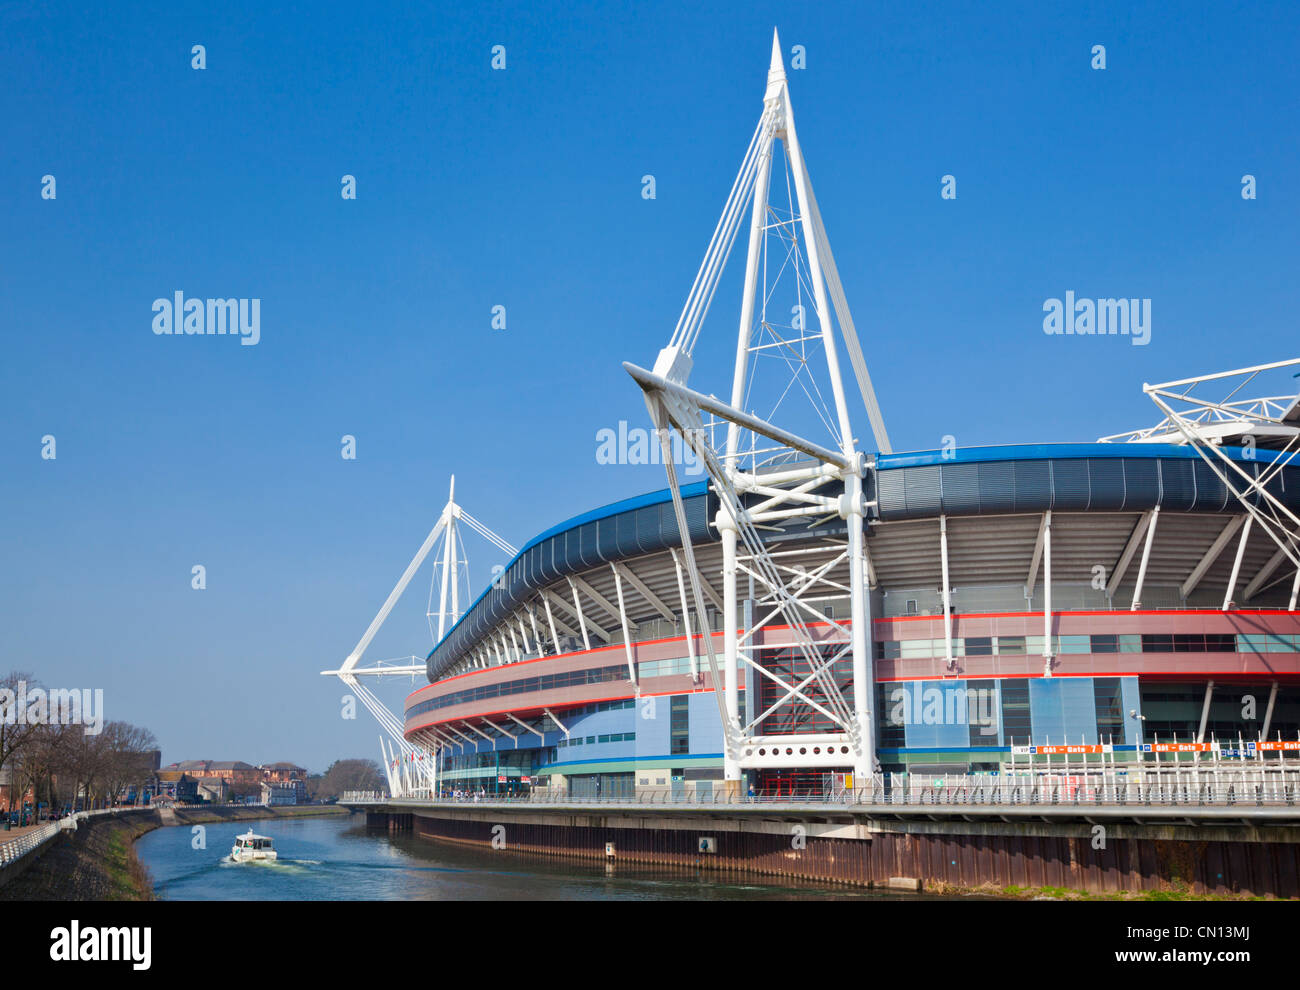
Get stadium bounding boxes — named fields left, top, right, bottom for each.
left=333, top=35, right=1300, bottom=801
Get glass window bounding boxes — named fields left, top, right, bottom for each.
left=670, top=695, right=690, bottom=755
left=1093, top=677, right=1125, bottom=744
left=899, top=640, right=935, bottom=659
left=1000, top=679, right=1031, bottom=747
left=996, top=636, right=1026, bottom=655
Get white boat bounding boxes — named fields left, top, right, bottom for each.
left=230, top=829, right=277, bottom=862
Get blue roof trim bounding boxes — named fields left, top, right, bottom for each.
left=521, top=481, right=709, bottom=554
left=427, top=481, right=713, bottom=670
left=876, top=443, right=1263, bottom=471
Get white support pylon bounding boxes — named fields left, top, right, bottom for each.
left=323, top=476, right=517, bottom=797
left=625, top=31, right=888, bottom=786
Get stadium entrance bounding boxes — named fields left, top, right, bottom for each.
left=756, top=769, right=854, bottom=798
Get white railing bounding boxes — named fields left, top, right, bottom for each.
left=0, top=806, right=157, bottom=872
left=0, top=822, right=59, bottom=868
left=352, top=768, right=1300, bottom=811
left=339, top=791, right=387, bottom=804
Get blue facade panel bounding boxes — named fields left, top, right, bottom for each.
left=688, top=693, right=725, bottom=754
left=1029, top=678, right=1099, bottom=745
left=635, top=697, right=671, bottom=755
left=1119, top=677, right=1143, bottom=745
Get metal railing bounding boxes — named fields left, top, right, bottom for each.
left=0, top=806, right=156, bottom=871
left=350, top=768, right=1300, bottom=811
left=0, top=822, right=59, bottom=868
left=340, top=791, right=387, bottom=804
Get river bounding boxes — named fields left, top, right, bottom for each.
left=134, top=814, right=906, bottom=900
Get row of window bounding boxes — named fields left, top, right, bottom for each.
left=875, top=632, right=1297, bottom=659
left=440, top=749, right=536, bottom=772
left=556, top=732, right=637, bottom=749
left=407, top=664, right=628, bottom=718
left=572, top=699, right=636, bottom=717
left=638, top=655, right=700, bottom=679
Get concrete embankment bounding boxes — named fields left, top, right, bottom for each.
left=0, top=810, right=159, bottom=901
left=0, top=804, right=347, bottom=901
left=358, top=802, right=1300, bottom=900
left=167, top=804, right=347, bottom=828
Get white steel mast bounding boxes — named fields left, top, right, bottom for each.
left=625, top=31, right=890, bottom=789
left=322, top=476, right=517, bottom=797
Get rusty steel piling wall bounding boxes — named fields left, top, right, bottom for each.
left=371, top=809, right=1300, bottom=897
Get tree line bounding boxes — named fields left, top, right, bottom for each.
left=0, top=671, right=158, bottom=815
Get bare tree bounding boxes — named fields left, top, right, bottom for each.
left=0, top=672, right=41, bottom=809
left=99, top=722, right=159, bottom=805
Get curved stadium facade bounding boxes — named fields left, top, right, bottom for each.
left=404, top=442, right=1300, bottom=798
left=384, top=39, right=1300, bottom=801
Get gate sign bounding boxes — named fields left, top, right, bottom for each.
left=1012, top=744, right=1112, bottom=755
left=521, top=775, right=531, bottom=784
left=498, top=776, right=507, bottom=783
left=1036, top=744, right=1113, bottom=755
left=1259, top=741, right=1300, bottom=752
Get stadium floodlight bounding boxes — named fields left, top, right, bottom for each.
left=625, top=31, right=890, bottom=787
left=321, top=476, right=518, bottom=797
left=1102, top=359, right=1300, bottom=611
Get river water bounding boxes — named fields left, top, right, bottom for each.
left=134, top=814, right=901, bottom=900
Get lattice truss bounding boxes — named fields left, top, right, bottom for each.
left=1120, top=361, right=1300, bottom=610
left=625, top=33, right=891, bottom=776
left=321, top=477, right=517, bottom=797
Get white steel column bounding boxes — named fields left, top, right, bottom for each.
left=449, top=522, right=459, bottom=629
left=1223, top=517, right=1254, bottom=610
left=671, top=548, right=698, bottom=679
left=1131, top=505, right=1160, bottom=610
left=1196, top=680, right=1216, bottom=742
left=527, top=609, right=541, bottom=655
left=940, top=515, right=954, bottom=668
left=1261, top=681, right=1279, bottom=742
left=1042, top=511, right=1054, bottom=676
left=568, top=578, right=591, bottom=652
left=610, top=563, right=640, bottom=688
left=437, top=512, right=454, bottom=641
left=1291, top=567, right=1300, bottom=611
left=719, top=62, right=777, bottom=787
left=846, top=466, right=873, bottom=775
left=542, top=594, right=562, bottom=653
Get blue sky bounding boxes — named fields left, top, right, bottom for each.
left=2, top=1, right=1298, bottom=772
